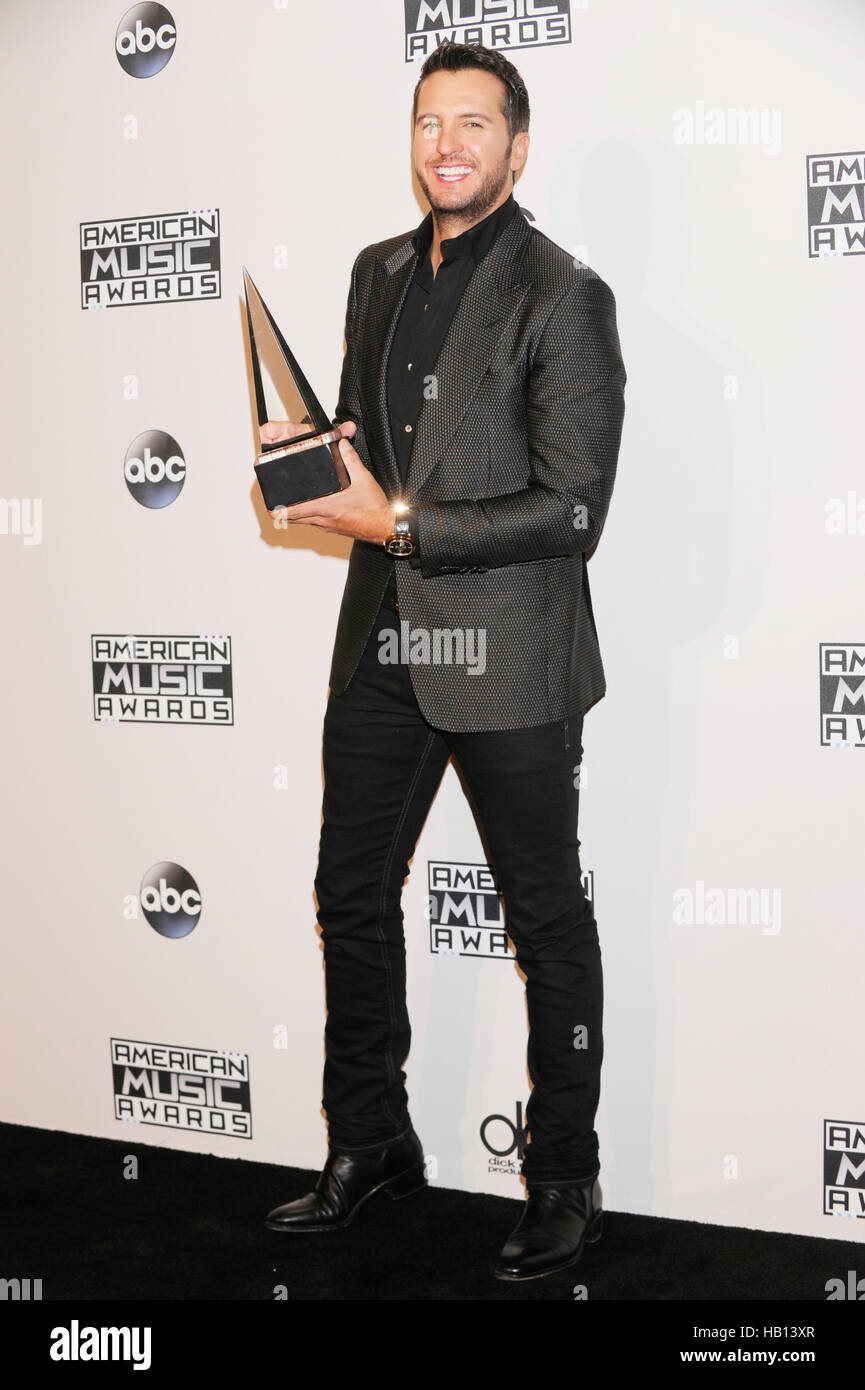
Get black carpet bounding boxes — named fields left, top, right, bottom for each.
left=2, top=1120, right=862, bottom=1307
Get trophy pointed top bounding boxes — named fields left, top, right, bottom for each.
left=241, top=266, right=331, bottom=437
left=242, top=265, right=263, bottom=308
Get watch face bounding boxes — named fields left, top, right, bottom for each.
left=387, top=536, right=415, bottom=556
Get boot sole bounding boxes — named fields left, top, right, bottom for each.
left=493, top=1209, right=603, bottom=1282
left=265, top=1161, right=427, bottom=1233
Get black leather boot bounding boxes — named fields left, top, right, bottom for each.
left=493, top=1177, right=603, bottom=1281
left=265, top=1129, right=427, bottom=1232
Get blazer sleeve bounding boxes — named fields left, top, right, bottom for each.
left=410, top=275, right=626, bottom=577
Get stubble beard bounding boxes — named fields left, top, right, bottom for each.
left=417, top=146, right=514, bottom=235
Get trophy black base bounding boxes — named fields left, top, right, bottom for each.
left=254, top=429, right=350, bottom=510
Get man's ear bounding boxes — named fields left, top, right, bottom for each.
left=512, top=131, right=530, bottom=177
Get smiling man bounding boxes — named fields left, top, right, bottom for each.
left=263, top=40, right=627, bottom=1283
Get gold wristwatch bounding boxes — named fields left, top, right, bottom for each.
left=384, top=503, right=417, bottom=557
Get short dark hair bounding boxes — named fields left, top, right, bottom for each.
left=412, top=40, right=530, bottom=139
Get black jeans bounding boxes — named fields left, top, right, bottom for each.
left=313, top=592, right=603, bottom=1188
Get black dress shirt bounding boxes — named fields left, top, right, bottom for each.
left=386, top=193, right=518, bottom=491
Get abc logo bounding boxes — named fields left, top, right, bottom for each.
left=115, top=3, right=177, bottom=79
left=140, top=862, right=201, bottom=939
left=124, top=430, right=186, bottom=509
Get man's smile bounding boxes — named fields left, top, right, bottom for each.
left=432, top=163, right=475, bottom=183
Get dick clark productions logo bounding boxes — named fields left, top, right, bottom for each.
left=481, top=1100, right=527, bottom=1176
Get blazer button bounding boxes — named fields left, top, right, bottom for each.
left=404, top=424, right=413, bottom=433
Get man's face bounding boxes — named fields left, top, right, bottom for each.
left=412, top=68, right=529, bottom=223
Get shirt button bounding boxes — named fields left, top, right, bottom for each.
left=407, top=363, right=413, bottom=371
left=404, top=424, right=413, bottom=433
left=423, top=303, right=428, bottom=311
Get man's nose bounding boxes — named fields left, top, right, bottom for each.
left=435, top=125, right=464, bottom=157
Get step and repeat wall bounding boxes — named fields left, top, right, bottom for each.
left=1, top=0, right=863, bottom=1245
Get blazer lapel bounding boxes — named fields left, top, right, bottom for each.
left=360, top=241, right=416, bottom=495
left=361, top=208, right=532, bottom=500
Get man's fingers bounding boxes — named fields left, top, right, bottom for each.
left=260, top=419, right=308, bottom=445
left=337, top=436, right=366, bottom=476
left=268, top=502, right=327, bottom=523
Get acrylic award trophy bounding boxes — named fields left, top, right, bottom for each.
left=242, top=267, right=350, bottom=510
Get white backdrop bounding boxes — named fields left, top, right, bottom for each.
left=1, top=0, right=863, bottom=1244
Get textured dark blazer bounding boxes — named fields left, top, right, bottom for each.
left=327, top=204, right=626, bottom=733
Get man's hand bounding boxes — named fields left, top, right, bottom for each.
left=259, top=418, right=395, bottom=545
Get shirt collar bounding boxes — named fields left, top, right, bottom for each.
left=411, top=192, right=518, bottom=269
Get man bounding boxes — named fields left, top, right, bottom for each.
left=263, top=40, right=626, bottom=1282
